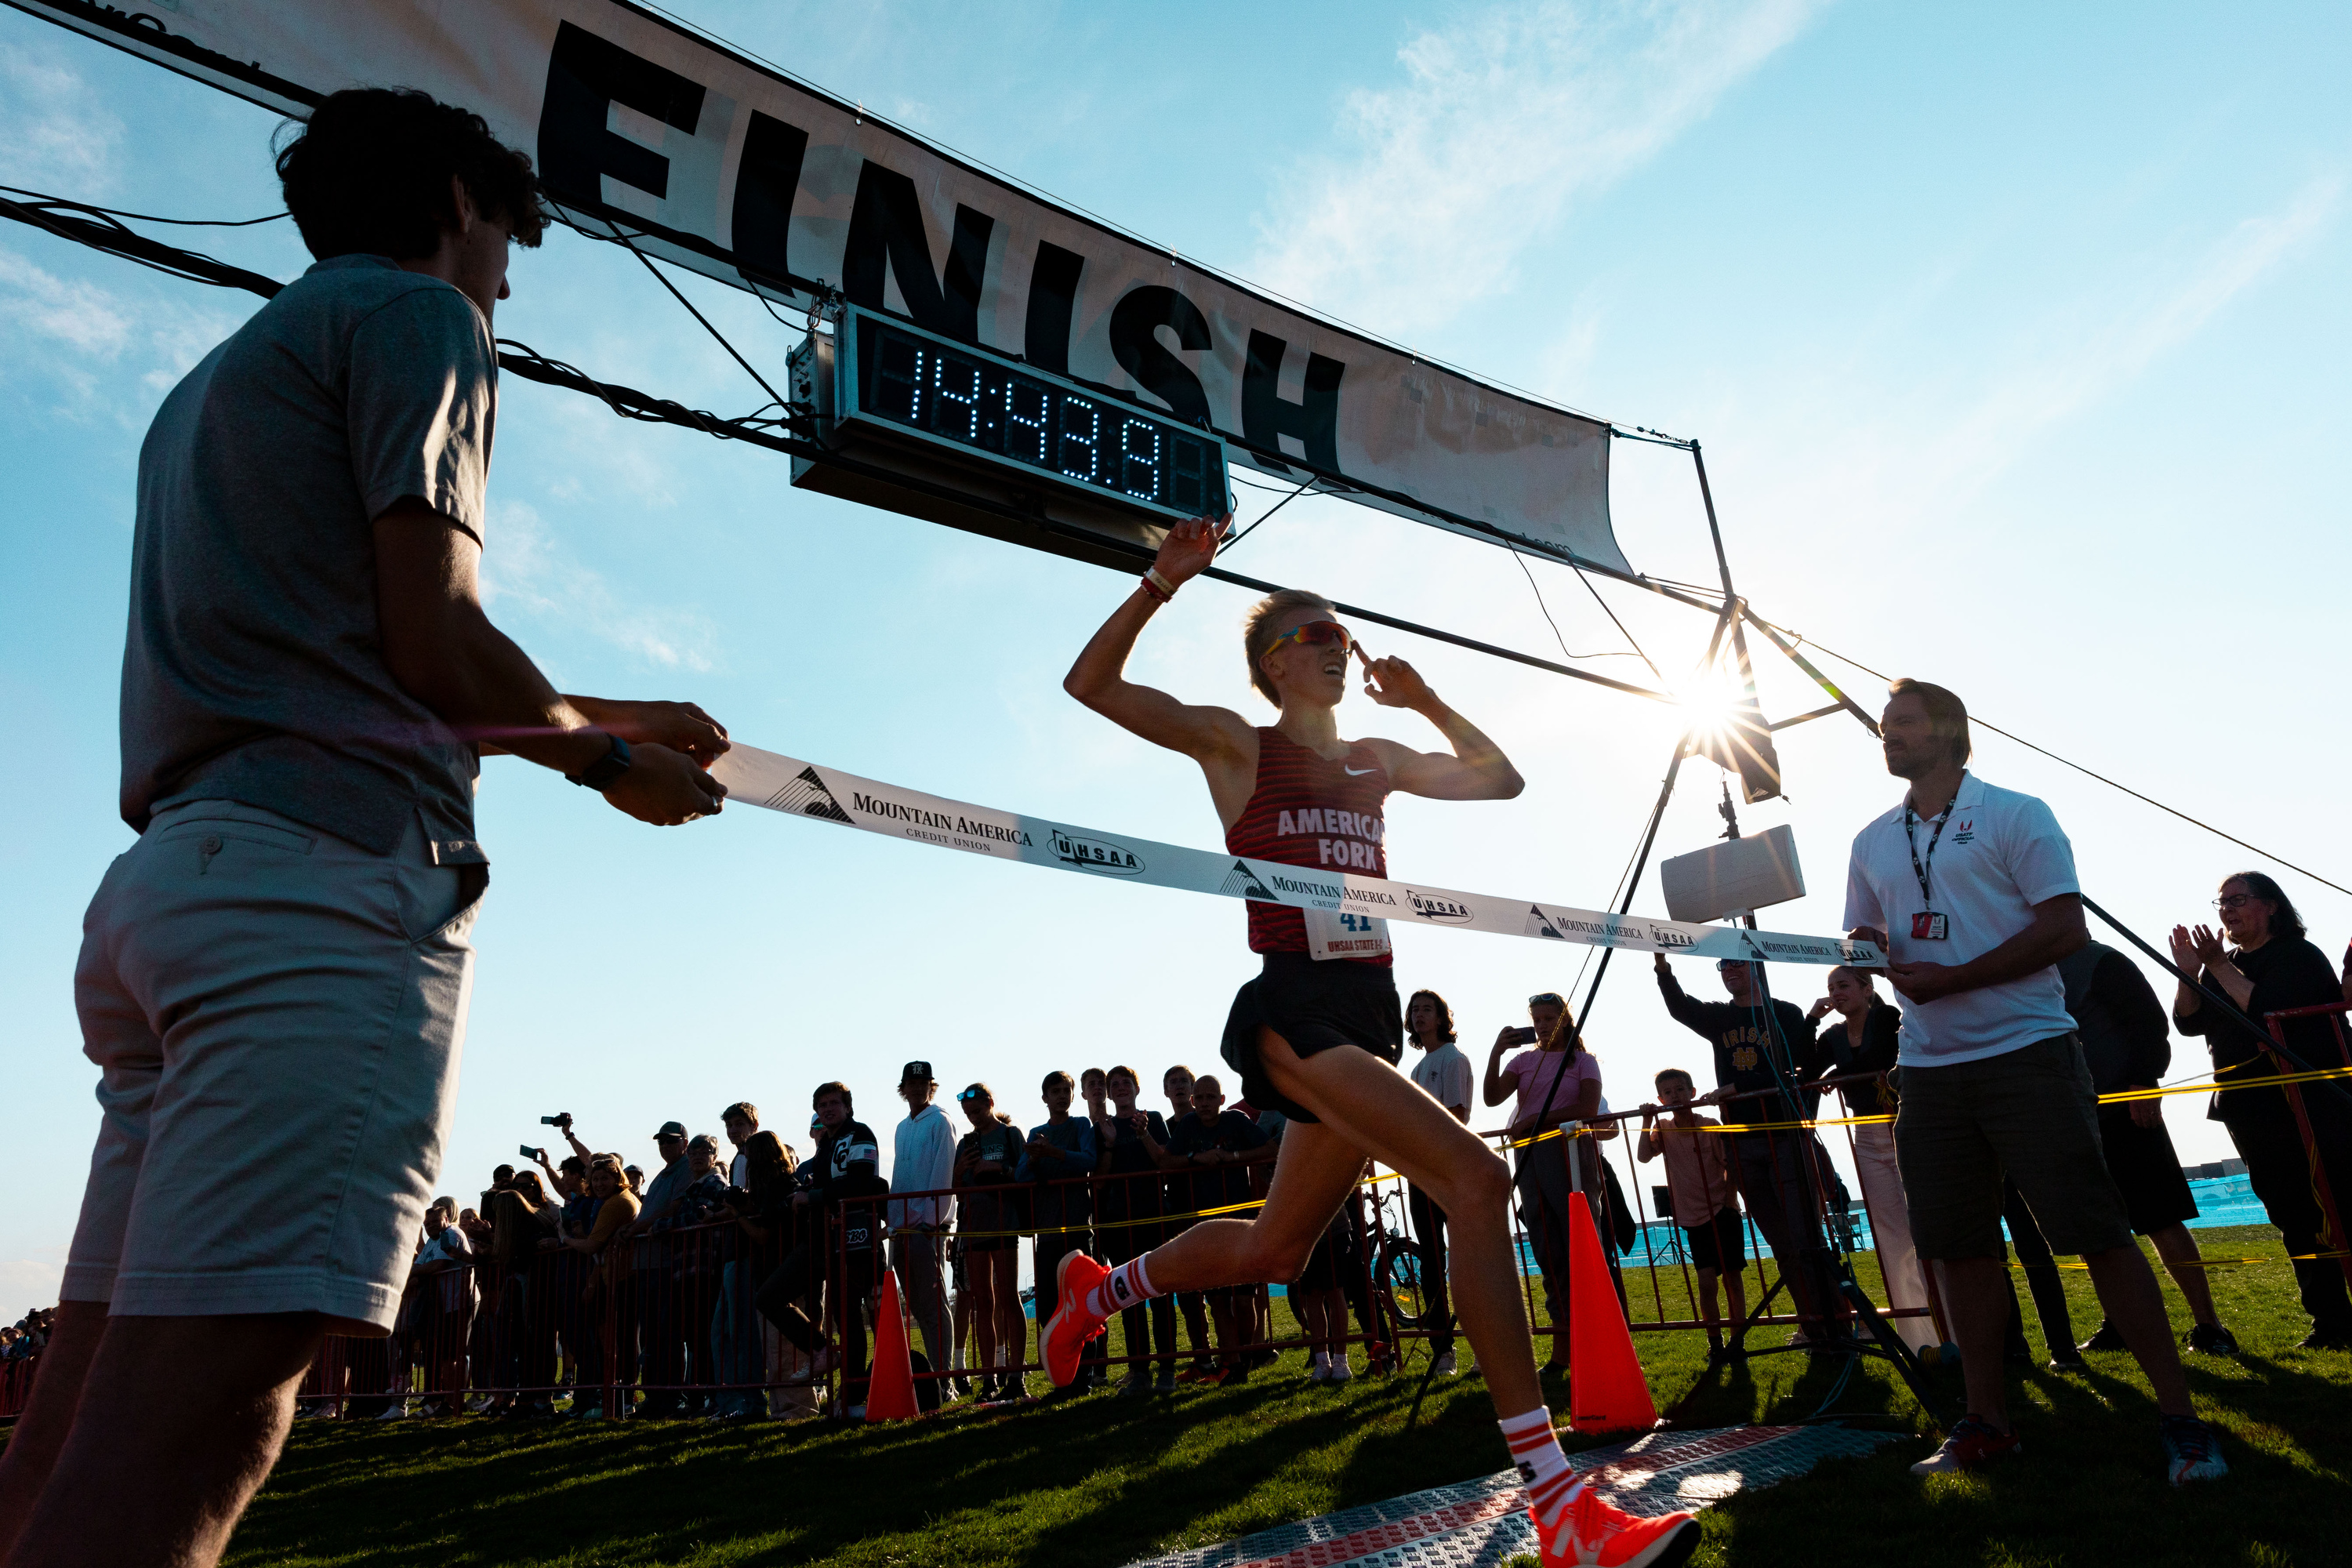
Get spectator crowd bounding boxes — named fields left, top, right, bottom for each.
left=19, top=684, right=2348, bottom=1472
left=260, top=681, right=2350, bottom=1440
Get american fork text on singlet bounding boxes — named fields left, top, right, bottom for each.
left=1223, top=728, right=1393, bottom=965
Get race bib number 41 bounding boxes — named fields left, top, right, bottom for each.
left=1305, top=908, right=1393, bottom=961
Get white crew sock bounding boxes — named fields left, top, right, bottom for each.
left=1085, top=1254, right=1159, bottom=1318
left=1501, top=1406, right=1581, bottom=1525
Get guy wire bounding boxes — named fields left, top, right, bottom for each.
left=1759, top=619, right=2351, bottom=898
left=1512, top=550, right=1644, bottom=666
left=1218, top=475, right=1315, bottom=555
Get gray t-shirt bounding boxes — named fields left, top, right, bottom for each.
left=122, top=254, right=497, bottom=858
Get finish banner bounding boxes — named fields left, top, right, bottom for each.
left=16, top=0, right=1628, bottom=571
left=710, top=745, right=1881, bottom=967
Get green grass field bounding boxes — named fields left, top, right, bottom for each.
left=148, top=1226, right=2347, bottom=1567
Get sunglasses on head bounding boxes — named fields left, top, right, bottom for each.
left=1527, top=993, right=1565, bottom=1008
left=1263, top=619, right=1356, bottom=656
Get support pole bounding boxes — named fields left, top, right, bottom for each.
left=1690, top=441, right=1738, bottom=605
left=1573, top=732, right=1692, bottom=1033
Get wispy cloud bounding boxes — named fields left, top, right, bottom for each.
left=1930, top=173, right=2343, bottom=472
left=480, top=499, right=720, bottom=672
left=0, top=38, right=124, bottom=194
left=1764, top=170, right=2345, bottom=527
left=1251, top=0, right=1824, bottom=339
left=0, top=242, right=130, bottom=356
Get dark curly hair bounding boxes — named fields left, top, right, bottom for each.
left=1406, top=988, right=1458, bottom=1044
left=276, top=87, right=548, bottom=262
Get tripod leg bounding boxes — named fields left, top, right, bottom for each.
left=1840, top=1276, right=1955, bottom=1426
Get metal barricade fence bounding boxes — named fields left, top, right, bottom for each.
left=2253, top=1003, right=2352, bottom=1295
left=289, top=1100, right=1923, bottom=1417
left=239, top=1017, right=2352, bottom=1420
left=0, top=1353, right=39, bottom=1419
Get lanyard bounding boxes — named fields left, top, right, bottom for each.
left=1901, top=798, right=1954, bottom=906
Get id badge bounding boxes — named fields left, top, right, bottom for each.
left=1305, top=907, right=1392, bottom=961
left=1910, top=911, right=1949, bottom=942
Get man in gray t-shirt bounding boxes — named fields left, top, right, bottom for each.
left=2, top=89, right=733, bottom=1566
left=121, top=248, right=502, bottom=859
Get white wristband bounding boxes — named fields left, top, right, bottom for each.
left=1145, top=567, right=1178, bottom=600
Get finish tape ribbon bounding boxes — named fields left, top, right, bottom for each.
left=710, top=744, right=1880, bottom=967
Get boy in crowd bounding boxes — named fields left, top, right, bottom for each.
left=1637, top=1070, right=1748, bottom=1362
left=1406, top=989, right=1471, bottom=1374
left=767, top=1083, right=881, bottom=1410
left=1653, top=952, right=1845, bottom=1347
left=1158, top=1065, right=1218, bottom=1378
left=1018, top=1073, right=1102, bottom=1392
left=1167, top=1074, right=1273, bottom=1382
left=888, top=1062, right=958, bottom=1399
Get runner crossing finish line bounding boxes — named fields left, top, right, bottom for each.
left=707, top=745, right=1878, bottom=968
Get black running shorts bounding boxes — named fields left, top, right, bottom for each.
left=1221, top=952, right=1404, bottom=1123
left=2096, top=1104, right=2201, bottom=1236
left=1681, top=1204, right=1746, bottom=1273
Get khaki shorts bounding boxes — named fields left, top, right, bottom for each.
left=66, top=801, right=484, bottom=1330
left=1893, top=1032, right=2133, bottom=1261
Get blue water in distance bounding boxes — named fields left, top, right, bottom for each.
left=1610, top=1173, right=2270, bottom=1271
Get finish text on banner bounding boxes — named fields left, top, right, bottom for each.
left=16, top=0, right=1626, bottom=570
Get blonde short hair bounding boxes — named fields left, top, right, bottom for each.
left=1243, top=588, right=1338, bottom=705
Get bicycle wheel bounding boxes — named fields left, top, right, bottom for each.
left=1375, top=1230, right=1426, bottom=1330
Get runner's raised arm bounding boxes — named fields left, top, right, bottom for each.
left=1353, top=659, right=1523, bottom=802
left=1064, top=516, right=1260, bottom=812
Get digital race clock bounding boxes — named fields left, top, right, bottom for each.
left=789, top=307, right=1230, bottom=556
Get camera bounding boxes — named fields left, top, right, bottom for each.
left=540, top=1112, right=571, bottom=1127
left=1505, top=1025, right=1539, bottom=1045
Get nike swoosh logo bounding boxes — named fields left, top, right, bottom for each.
left=1344, top=766, right=1377, bottom=776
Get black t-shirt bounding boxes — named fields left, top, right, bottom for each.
left=833, top=1171, right=890, bottom=1255
left=1097, top=1109, right=1168, bottom=1218
left=956, top=1122, right=1025, bottom=1186
left=2058, top=942, right=2172, bottom=1096
left=1798, top=1000, right=1903, bottom=1115
left=2175, top=935, right=2341, bottom=1119
left=806, top=1119, right=880, bottom=1206
left=1657, top=969, right=1815, bottom=1131
left=1170, top=1109, right=1268, bottom=1210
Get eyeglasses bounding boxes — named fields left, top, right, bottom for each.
left=2212, top=894, right=2258, bottom=911
left=1262, top=619, right=1355, bottom=656
left=1527, top=993, right=1565, bottom=1007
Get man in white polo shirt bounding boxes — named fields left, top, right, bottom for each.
left=1846, top=679, right=2223, bottom=1485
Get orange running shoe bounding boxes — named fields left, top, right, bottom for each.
left=1534, top=1479, right=1699, bottom=1568
left=1042, top=1251, right=1112, bottom=1388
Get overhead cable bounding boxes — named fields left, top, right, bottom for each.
left=1762, top=619, right=2352, bottom=898
left=1510, top=552, right=1645, bottom=666
left=1, top=184, right=1676, bottom=707
left=0, top=185, right=288, bottom=227
left=1217, top=476, right=1316, bottom=555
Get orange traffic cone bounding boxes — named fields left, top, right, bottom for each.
left=1566, top=1192, right=1656, bottom=1433
left=864, top=1268, right=920, bottom=1421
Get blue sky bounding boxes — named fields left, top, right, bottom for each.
left=4, top=2, right=2348, bottom=1312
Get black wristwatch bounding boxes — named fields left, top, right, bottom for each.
left=567, top=731, right=633, bottom=792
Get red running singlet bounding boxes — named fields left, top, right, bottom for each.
left=1223, top=728, right=1393, bottom=965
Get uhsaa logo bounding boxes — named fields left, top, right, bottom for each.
left=1051, top=829, right=1144, bottom=877
left=1406, top=890, right=1472, bottom=924
left=1650, top=925, right=1696, bottom=949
